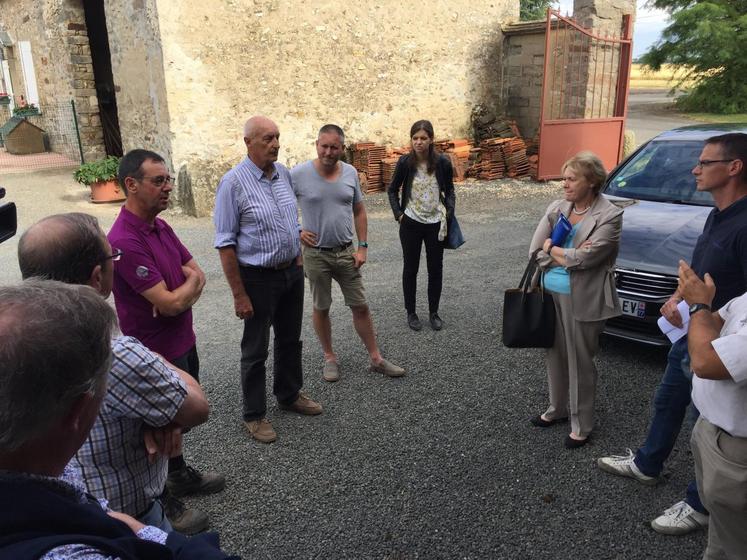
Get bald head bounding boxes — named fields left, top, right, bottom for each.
left=18, top=213, right=109, bottom=287
left=243, top=115, right=280, bottom=173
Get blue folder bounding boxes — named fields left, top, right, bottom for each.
left=550, top=213, right=572, bottom=247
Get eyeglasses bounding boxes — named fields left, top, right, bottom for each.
left=103, top=248, right=123, bottom=262
left=696, top=159, right=734, bottom=168
left=141, top=175, right=174, bottom=186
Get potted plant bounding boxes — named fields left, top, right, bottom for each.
left=12, top=103, right=40, bottom=117
left=74, top=156, right=125, bottom=203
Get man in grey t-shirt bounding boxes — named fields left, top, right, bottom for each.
left=291, top=124, right=404, bottom=381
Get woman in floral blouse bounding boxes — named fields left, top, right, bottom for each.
left=387, top=120, right=455, bottom=332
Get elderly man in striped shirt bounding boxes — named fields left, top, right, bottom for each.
left=214, top=115, right=322, bottom=444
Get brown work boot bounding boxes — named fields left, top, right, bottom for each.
left=244, top=417, right=277, bottom=443
left=165, top=465, right=226, bottom=498
left=161, top=490, right=209, bottom=535
left=279, top=392, right=323, bottom=415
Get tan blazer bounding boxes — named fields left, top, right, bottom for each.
left=529, top=195, right=624, bottom=322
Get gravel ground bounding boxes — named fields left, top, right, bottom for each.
left=0, top=171, right=705, bottom=559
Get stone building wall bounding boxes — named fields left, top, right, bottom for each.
left=103, top=0, right=518, bottom=216
left=501, top=0, right=634, bottom=140
left=0, top=0, right=105, bottom=162
left=502, top=20, right=548, bottom=140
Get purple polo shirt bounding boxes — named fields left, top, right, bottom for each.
left=108, top=207, right=196, bottom=362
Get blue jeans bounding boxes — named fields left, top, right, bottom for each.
left=137, top=498, right=173, bottom=532
left=633, top=337, right=706, bottom=513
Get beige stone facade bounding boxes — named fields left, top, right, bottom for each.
left=102, top=0, right=518, bottom=215
left=0, top=0, right=105, bottom=162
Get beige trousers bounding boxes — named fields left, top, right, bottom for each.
left=543, top=292, right=606, bottom=438
left=692, top=417, right=747, bottom=560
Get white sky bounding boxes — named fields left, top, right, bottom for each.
left=554, top=0, right=670, bottom=58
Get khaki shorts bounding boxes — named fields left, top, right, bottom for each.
left=303, top=244, right=367, bottom=310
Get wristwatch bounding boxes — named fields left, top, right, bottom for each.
left=688, top=303, right=711, bottom=316
left=358, top=241, right=368, bottom=248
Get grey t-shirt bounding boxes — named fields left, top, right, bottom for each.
left=291, top=160, right=363, bottom=247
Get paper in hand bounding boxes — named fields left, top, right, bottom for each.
left=657, top=300, right=691, bottom=343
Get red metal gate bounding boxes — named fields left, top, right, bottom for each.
left=537, top=10, right=632, bottom=180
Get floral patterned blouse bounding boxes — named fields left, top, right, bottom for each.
left=404, top=164, right=447, bottom=240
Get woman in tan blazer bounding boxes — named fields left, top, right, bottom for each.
left=528, top=151, right=623, bottom=448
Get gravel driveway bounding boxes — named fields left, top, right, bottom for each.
left=0, top=171, right=705, bottom=559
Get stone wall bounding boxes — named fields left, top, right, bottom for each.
left=501, top=0, right=634, bottom=138
left=0, top=0, right=106, bottom=162
left=102, top=0, right=172, bottom=165
left=103, top=0, right=518, bottom=216
left=502, top=20, right=548, bottom=139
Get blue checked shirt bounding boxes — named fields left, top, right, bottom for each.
left=213, top=157, right=301, bottom=267
left=0, top=463, right=167, bottom=560
left=71, top=336, right=187, bottom=517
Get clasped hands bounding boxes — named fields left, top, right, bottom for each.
left=143, top=423, right=182, bottom=464
left=541, top=238, right=592, bottom=254
left=660, top=260, right=716, bottom=328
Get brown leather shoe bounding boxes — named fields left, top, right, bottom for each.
left=244, top=418, right=277, bottom=443
left=279, top=392, right=323, bottom=415
left=370, top=358, right=406, bottom=378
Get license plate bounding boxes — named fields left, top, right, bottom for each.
left=620, top=297, right=647, bottom=318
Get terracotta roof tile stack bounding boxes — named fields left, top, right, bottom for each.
left=381, top=156, right=399, bottom=188
left=351, top=142, right=387, bottom=193
left=502, top=137, right=531, bottom=178
left=525, top=134, right=540, bottom=179
left=434, top=138, right=473, bottom=182
left=475, top=137, right=510, bottom=179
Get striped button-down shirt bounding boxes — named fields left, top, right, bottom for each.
left=213, top=157, right=301, bottom=267
left=71, top=336, right=187, bottom=517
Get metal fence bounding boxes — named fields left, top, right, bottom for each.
left=0, top=99, right=83, bottom=174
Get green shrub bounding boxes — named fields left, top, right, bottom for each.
left=74, top=156, right=121, bottom=186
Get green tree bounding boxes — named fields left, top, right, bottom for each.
left=641, top=0, right=747, bottom=113
left=520, top=0, right=554, bottom=21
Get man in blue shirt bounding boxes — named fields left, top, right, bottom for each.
left=214, top=115, right=323, bottom=444
left=598, top=133, right=747, bottom=536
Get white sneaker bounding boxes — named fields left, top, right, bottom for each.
left=651, top=500, right=708, bottom=535
left=597, top=449, right=659, bottom=486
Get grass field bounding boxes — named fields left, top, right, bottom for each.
left=629, top=64, right=746, bottom=123
left=630, top=63, right=691, bottom=90
left=681, top=112, right=747, bottom=124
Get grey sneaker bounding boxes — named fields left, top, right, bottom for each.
left=597, top=449, right=659, bottom=486
left=322, top=361, right=340, bottom=382
left=370, top=358, right=405, bottom=378
left=651, top=500, right=708, bottom=535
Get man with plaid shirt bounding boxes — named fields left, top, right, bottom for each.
left=18, top=213, right=212, bottom=534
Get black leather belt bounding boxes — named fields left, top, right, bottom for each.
left=317, top=241, right=352, bottom=252
left=241, top=259, right=295, bottom=271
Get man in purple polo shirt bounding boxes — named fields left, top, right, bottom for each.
left=109, top=149, right=225, bottom=531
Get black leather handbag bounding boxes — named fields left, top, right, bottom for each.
left=502, top=249, right=556, bottom=348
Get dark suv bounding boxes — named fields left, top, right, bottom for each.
left=602, top=124, right=747, bottom=345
